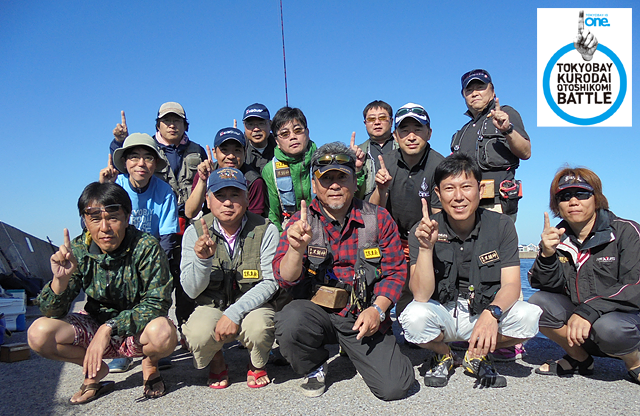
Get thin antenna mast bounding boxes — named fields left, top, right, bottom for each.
left=280, top=0, right=289, bottom=106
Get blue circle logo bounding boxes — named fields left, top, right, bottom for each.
left=543, top=43, right=627, bottom=125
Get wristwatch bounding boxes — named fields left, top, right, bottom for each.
left=105, top=319, right=117, bottom=332
left=486, top=305, right=503, bottom=323
left=501, top=123, right=514, bottom=135
left=372, top=304, right=386, bottom=322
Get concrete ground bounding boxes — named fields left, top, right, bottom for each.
left=1, top=294, right=639, bottom=416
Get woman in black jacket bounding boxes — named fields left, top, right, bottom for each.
left=528, top=167, right=640, bottom=385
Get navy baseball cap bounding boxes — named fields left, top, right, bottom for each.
left=461, top=69, right=492, bottom=91
left=556, top=175, right=594, bottom=194
left=242, top=103, right=270, bottom=121
left=207, top=168, right=247, bottom=193
left=394, top=103, right=430, bottom=128
left=214, top=128, right=246, bottom=148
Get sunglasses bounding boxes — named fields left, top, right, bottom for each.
left=277, top=126, right=305, bottom=139
left=365, top=115, right=390, bottom=123
left=84, top=204, right=122, bottom=216
left=396, top=107, right=428, bottom=117
left=556, top=190, right=593, bottom=202
left=315, top=154, right=354, bottom=166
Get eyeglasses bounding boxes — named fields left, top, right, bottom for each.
left=315, top=154, right=354, bottom=166
left=244, top=119, right=269, bottom=129
left=126, top=153, right=155, bottom=163
left=365, top=115, right=390, bottom=123
left=277, top=126, right=306, bottom=139
left=556, top=190, right=593, bottom=202
left=160, top=117, right=184, bottom=125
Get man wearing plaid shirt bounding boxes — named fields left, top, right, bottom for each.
left=273, top=142, right=415, bottom=400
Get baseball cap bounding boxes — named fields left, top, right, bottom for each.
left=214, top=127, right=246, bottom=148
left=242, top=103, right=270, bottom=121
left=113, top=133, right=167, bottom=173
left=157, top=102, right=186, bottom=119
left=461, top=69, right=492, bottom=91
left=312, top=153, right=356, bottom=179
left=394, top=103, right=431, bottom=128
left=556, top=174, right=594, bottom=194
left=207, top=168, right=247, bottom=193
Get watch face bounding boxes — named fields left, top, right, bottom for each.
left=491, top=306, right=502, bottom=318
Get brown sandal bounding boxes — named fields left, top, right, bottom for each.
left=70, top=381, right=115, bottom=405
left=143, top=375, right=166, bottom=399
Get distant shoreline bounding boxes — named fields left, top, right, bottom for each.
left=519, top=251, right=537, bottom=259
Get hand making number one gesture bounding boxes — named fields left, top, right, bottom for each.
left=194, top=217, right=217, bottom=259
left=540, top=212, right=566, bottom=258
left=349, top=132, right=365, bottom=173
left=113, top=110, right=129, bottom=142
left=50, top=228, right=77, bottom=283
left=374, top=155, right=393, bottom=193
left=287, top=200, right=313, bottom=253
left=490, top=98, right=511, bottom=133
left=196, top=145, right=216, bottom=181
left=415, top=199, right=439, bottom=250
left=574, top=10, right=598, bottom=61
left=99, top=153, right=119, bottom=183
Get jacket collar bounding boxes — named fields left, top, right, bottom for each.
left=464, top=99, right=496, bottom=122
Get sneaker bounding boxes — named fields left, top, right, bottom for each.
left=463, top=352, right=507, bottom=388
left=301, top=364, right=326, bottom=397
left=108, top=357, right=132, bottom=373
left=489, top=343, right=526, bottom=362
left=424, top=352, right=454, bottom=387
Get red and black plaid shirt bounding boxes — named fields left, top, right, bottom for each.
left=273, top=198, right=406, bottom=333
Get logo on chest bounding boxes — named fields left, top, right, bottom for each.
left=418, top=177, right=431, bottom=199
left=308, top=246, right=328, bottom=259
left=478, top=250, right=499, bottom=264
left=595, top=256, right=616, bottom=263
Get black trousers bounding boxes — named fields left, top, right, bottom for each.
left=275, top=300, right=415, bottom=401
left=529, top=290, right=640, bottom=356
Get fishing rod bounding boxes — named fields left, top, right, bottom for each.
left=280, top=0, right=289, bottom=106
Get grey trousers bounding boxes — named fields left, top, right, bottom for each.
left=528, top=290, right=640, bottom=356
left=275, top=300, right=415, bottom=401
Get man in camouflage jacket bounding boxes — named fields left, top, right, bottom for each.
left=28, top=182, right=177, bottom=404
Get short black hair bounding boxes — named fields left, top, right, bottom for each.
left=271, top=107, right=308, bottom=135
left=434, top=153, right=482, bottom=186
left=77, top=182, right=132, bottom=217
left=362, top=100, right=392, bottom=119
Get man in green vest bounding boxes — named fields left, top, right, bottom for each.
left=180, top=168, right=280, bottom=389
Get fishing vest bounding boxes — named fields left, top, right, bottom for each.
left=193, top=211, right=269, bottom=310
left=359, top=139, right=399, bottom=197
left=450, top=107, right=520, bottom=172
left=155, top=141, right=203, bottom=206
left=295, top=200, right=382, bottom=312
left=272, top=156, right=315, bottom=218
left=432, top=209, right=504, bottom=315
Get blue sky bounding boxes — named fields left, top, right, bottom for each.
left=0, top=0, right=638, bottom=247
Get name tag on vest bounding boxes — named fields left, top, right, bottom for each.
left=478, top=250, right=499, bottom=264
left=275, top=161, right=291, bottom=178
left=243, top=270, right=259, bottom=279
left=308, top=246, right=328, bottom=258
left=363, top=248, right=381, bottom=259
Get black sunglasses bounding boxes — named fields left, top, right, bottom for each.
left=556, top=190, right=593, bottom=202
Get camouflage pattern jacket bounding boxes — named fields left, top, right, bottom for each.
left=37, top=226, right=173, bottom=337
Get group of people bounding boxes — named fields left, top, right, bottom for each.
left=26, top=68, right=640, bottom=404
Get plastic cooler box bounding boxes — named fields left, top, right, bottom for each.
left=0, top=297, right=26, bottom=332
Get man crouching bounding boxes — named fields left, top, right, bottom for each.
left=398, top=154, right=541, bottom=388
left=28, top=182, right=177, bottom=404
left=180, top=168, right=279, bottom=389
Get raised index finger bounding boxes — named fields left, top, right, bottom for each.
left=350, top=132, right=356, bottom=148
left=494, top=97, right=500, bottom=112
left=544, top=212, right=551, bottom=230
left=200, top=218, right=210, bottom=239
left=300, top=199, right=308, bottom=224
left=577, top=10, right=584, bottom=34
left=378, top=155, right=387, bottom=171
left=63, top=228, right=71, bottom=248
left=206, top=145, right=213, bottom=162
left=421, top=198, right=430, bottom=220
left=120, top=110, right=127, bottom=127
left=107, top=153, right=114, bottom=168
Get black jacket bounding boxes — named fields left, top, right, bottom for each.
left=528, top=209, right=640, bottom=324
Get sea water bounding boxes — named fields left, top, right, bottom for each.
left=520, top=258, right=537, bottom=301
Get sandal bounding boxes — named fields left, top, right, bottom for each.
left=208, top=365, right=229, bottom=389
left=143, top=375, right=166, bottom=399
left=70, top=381, right=115, bottom=405
left=628, top=366, right=640, bottom=385
left=247, top=366, right=269, bottom=389
left=535, top=354, right=594, bottom=376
